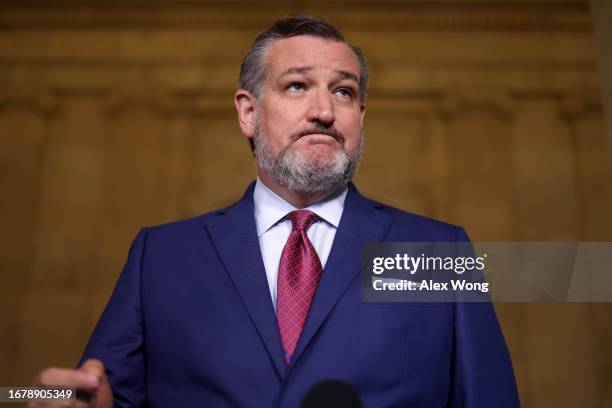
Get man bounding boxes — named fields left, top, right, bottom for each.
left=31, top=15, right=519, bottom=407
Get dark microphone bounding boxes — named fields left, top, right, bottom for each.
left=301, top=379, right=363, bottom=408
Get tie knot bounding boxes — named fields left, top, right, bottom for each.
left=286, top=210, right=319, bottom=232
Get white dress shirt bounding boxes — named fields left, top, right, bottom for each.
left=253, top=179, right=348, bottom=312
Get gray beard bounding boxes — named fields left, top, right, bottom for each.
left=253, top=121, right=363, bottom=195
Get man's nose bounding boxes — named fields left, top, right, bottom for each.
left=307, top=89, right=335, bottom=126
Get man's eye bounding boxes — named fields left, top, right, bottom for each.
left=335, top=88, right=353, bottom=98
left=287, top=83, right=305, bottom=92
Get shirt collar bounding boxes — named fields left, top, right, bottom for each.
left=253, top=178, right=348, bottom=237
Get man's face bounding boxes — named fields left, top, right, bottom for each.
left=251, top=35, right=365, bottom=193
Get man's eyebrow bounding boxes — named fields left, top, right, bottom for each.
left=335, top=70, right=359, bottom=84
left=278, top=67, right=359, bottom=84
left=279, top=66, right=313, bottom=77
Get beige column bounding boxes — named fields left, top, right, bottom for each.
left=0, top=91, right=50, bottom=384
left=437, top=93, right=516, bottom=241
left=590, top=0, right=612, bottom=183
left=14, top=95, right=107, bottom=384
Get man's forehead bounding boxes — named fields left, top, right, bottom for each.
left=265, top=35, right=360, bottom=79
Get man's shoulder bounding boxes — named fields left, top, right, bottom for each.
left=356, top=193, right=467, bottom=242
left=138, top=200, right=244, bottom=244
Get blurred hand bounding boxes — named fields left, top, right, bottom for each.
left=28, top=359, right=113, bottom=408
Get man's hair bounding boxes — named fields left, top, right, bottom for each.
left=238, top=14, right=368, bottom=103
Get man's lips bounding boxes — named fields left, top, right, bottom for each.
left=300, top=133, right=339, bottom=145
left=291, top=127, right=345, bottom=144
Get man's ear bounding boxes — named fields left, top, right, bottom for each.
left=235, top=89, right=257, bottom=138
left=360, top=103, right=366, bottom=126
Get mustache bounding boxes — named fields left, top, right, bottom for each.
left=291, top=125, right=345, bottom=143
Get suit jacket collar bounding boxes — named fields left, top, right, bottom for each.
left=204, top=182, right=287, bottom=378
left=204, top=181, right=392, bottom=379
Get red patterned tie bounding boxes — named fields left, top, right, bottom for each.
left=277, top=210, right=323, bottom=364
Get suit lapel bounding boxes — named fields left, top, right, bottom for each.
left=204, top=182, right=287, bottom=379
left=289, top=183, right=392, bottom=369
left=205, top=182, right=393, bottom=379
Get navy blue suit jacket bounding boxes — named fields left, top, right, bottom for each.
left=81, top=182, right=519, bottom=407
